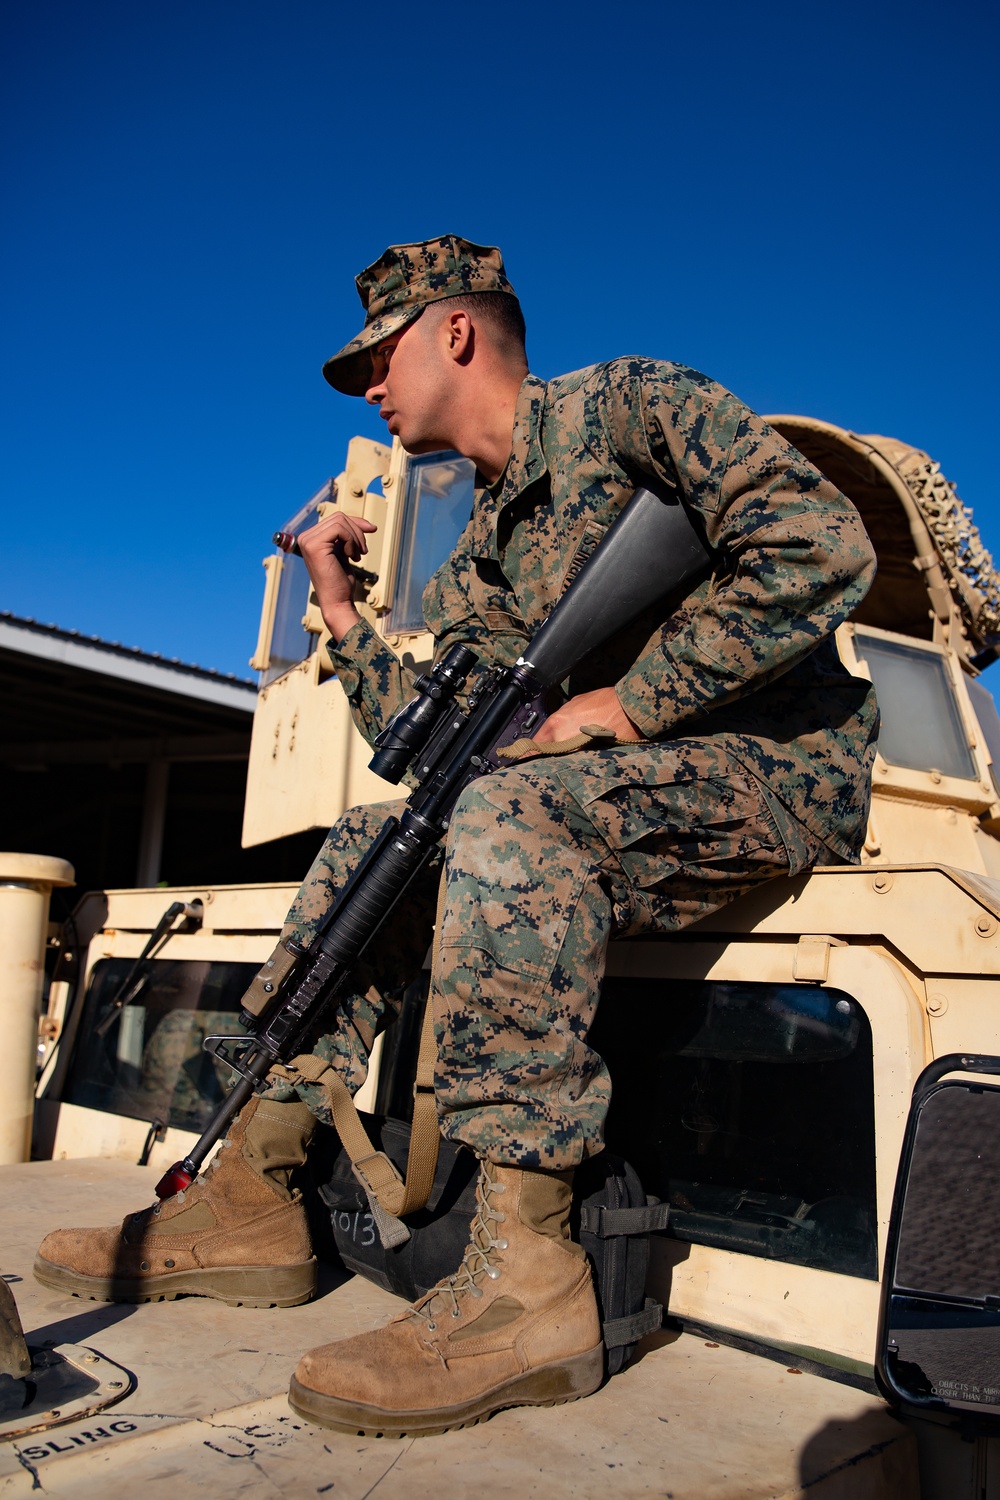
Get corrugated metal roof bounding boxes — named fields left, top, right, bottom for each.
left=0, top=612, right=256, bottom=713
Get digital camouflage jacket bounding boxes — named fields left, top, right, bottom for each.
left=329, top=359, right=879, bottom=861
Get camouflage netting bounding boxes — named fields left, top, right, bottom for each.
left=891, top=444, right=1000, bottom=650
left=768, top=417, right=1000, bottom=659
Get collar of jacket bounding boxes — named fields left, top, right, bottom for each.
left=471, top=373, right=548, bottom=561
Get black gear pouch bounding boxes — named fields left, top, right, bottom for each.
left=571, top=1151, right=670, bottom=1375
left=316, top=1117, right=478, bottom=1300
left=313, top=1113, right=668, bottom=1375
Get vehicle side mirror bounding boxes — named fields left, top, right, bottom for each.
left=877, top=1052, right=1000, bottom=1421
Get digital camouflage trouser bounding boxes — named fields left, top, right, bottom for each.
left=265, top=739, right=832, bottom=1171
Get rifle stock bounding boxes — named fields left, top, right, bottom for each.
left=522, top=485, right=708, bottom=687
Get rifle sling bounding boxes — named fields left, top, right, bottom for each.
left=269, top=892, right=444, bottom=1245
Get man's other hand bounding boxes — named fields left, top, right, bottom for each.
left=533, top=687, right=642, bottom=744
left=297, top=510, right=378, bottom=645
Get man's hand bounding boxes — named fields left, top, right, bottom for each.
left=533, top=686, right=642, bottom=744
left=297, top=510, right=378, bottom=645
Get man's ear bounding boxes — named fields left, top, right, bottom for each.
left=441, top=308, right=474, bottom=363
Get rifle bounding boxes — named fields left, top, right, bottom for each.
left=154, top=484, right=709, bottom=1201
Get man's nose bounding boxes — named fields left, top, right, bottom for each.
left=365, top=364, right=387, bottom=405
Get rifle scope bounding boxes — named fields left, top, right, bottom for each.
left=369, top=645, right=477, bottom=783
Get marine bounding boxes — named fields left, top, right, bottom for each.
left=35, top=235, right=878, bottom=1435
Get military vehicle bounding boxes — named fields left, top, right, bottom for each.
left=4, top=419, right=1000, bottom=1497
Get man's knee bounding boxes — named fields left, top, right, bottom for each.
left=286, top=798, right=406, bottom=936
left=448, top=762, right=582, bottom=853
left=440, top=768, right=606, bottom=977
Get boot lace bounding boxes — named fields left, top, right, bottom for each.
left=410, top=1168, right=509, bottom=1333
left=131, top=1137, right=232, bottom=1226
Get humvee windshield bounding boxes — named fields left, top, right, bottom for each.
left=63, top=958, right=255, bottom=1132
left=261, top=455, right=475, bottom=687
left=261, top=483, right=327, bottom=687
left=387, top=453, right=475, bottom=634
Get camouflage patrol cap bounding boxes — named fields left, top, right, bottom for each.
left=322, top=234, right=517, bottom=396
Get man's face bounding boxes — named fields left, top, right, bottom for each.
left=364, top=311, right=455, bottom=454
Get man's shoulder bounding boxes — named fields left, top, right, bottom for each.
left=543, top=357, right=737, bottom=407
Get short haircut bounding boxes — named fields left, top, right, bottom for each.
left=439, top=291, right=527, bottom=357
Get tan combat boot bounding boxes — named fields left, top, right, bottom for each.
left=33, top=1097, right=317, bottom=1307
left=288, top=1160, right=604, bottom=1435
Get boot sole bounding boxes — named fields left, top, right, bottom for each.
left=32, top=1254, right=317, bottom=1308
left=287, top=1343, right=605, bottom=1437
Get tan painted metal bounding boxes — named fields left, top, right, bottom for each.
left=0, top=854, right=74, bottom=1164
left=96, top=881, right=297, bottom=933
left=608, top=934, right=921, bottom=1363
left=248, top=551, right=283, bottom=673
left=327, top=435, right=399, bottom=622
left=767, top=416, right=1000, bottom=886
left=241, top=437, right=439, bottom=846
left=34, top=1098, right=198, bottom=1174
left=242, top=648, right=405, bottom=846
left=693, top=864, right=1000, bottom=975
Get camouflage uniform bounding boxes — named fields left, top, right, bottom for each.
left=270, top=339, right=878, bottom=1169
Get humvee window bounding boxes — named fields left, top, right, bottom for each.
left=590, top=979, right=878, bottom=1280
left=854, top=628, right=977, bottom=781
left=379, top=975, right=878, bottom=1281
left=388, top=453, right=475, bottom=633
left=262, top=483, right=327, bottom=687
left=62, top=958, right=256, bottom=1133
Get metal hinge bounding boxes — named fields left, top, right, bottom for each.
left=792, top=934, right=847, bottom=983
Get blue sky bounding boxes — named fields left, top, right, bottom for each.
left=3, top=0, right=998, bottom=680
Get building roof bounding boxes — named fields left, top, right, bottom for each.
left=0, top=612, right=256, bottom=713
left=0, top=612, right=256, bottom=768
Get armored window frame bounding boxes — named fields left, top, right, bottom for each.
left=838, top=622, right=994, bottom=811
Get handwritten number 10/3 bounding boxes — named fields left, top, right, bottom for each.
left=336, top=1210, right=376, bottom=1247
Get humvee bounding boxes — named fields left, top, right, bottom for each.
left=4, top=418, right=1000, bottom=1497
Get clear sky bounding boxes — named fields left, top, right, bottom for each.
left=3, top=0, right=998, bottom=680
